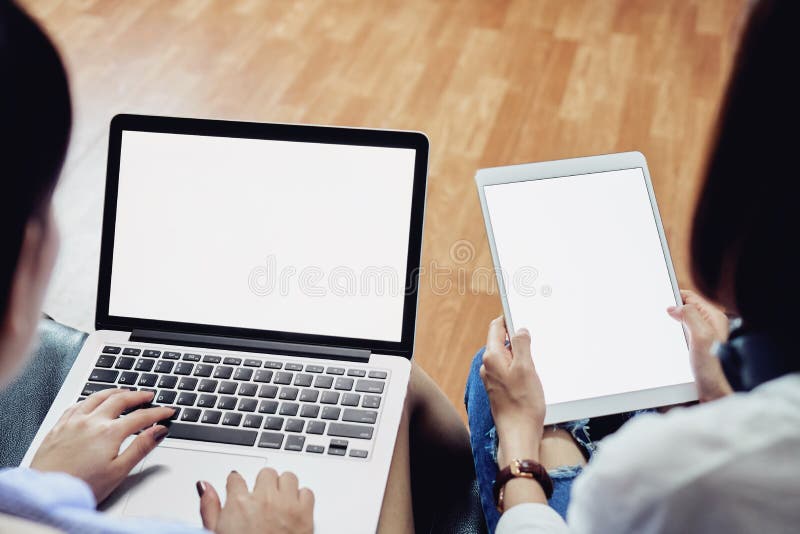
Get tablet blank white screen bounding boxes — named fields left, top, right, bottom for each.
left=484, top=168, right=693, bottom=405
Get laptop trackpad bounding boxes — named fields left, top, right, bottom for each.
left=116, top=447, right=266, bottom=525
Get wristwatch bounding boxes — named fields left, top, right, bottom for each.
left=494, top=459, right=554, bottom=512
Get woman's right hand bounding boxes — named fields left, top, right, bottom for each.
left=198, top=469, right=314, bottom=534
left=668, top=289, right=734, bottom=402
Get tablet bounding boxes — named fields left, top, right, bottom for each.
left=476, top=152, right=696, bottom=424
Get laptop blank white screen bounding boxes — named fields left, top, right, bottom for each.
left=109, top=130, right=417, bottom=342
left=484, top=168, right=693, bottom=405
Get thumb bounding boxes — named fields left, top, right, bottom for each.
left=115, top=424, right=168, bottom=474
left=198, top=480, right=221, bottom=531
left=669, top=303, right=709, bottom=339
left=509, top=327, right=533, bottom=366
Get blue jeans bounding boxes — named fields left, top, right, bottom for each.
left=464, top=348, right=595, bottom=533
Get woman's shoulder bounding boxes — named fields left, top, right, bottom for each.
left=568, top=374, right=800, bottom=532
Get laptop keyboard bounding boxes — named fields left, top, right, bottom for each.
left=79, top=345, right=388, bottom=459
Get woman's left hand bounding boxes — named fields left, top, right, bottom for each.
left=30, top=389, right=174, bottom=502
left=480, top=316, right=546, bottom=468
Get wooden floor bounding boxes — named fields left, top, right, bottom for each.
left=24, top=0, right=749, bottom=420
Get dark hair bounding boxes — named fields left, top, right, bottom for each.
left=0, top=1, right=71, bottom=316
left=691, top=0, right=798, bottom=332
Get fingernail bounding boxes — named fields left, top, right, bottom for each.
left=196, top=480, right=205, bottom=497
left=153, top=425, right=169, bottom=442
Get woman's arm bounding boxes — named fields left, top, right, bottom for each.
left=479, top=317, right=547, bottom=508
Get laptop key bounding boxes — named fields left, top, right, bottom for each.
left=326, top=367, right=345, bottom=376
left=202, top=410, right=222, bottom=424
left=134, top=358, right=155, bottom=372
left=238, top=398, right=258, bottom=412
left=243, top=414, right=263, bottom=428
left=157, top=375, right=178, bottom=389
left=168, top=422, right=257, bottom=446
left=193, top=364, right=214, bottom=377
left=118, top=371, right=139, bottom=385
left=320, top=391, right=339, bottom=404
left=122, top=348, right=141, bottom=356
left=328, top=422, right=374, bottom=440
left=115, top=357, right=135, bottom=370
left=300, top=404, right=320, bottom=418
left=138, top=373, right=158, bottom=387
left=362, top=395, right=381, bottom=409
left=306, top=444, right=324, bottom=454
left=347, top=369, right=366, bottom=377
left=305, top=365, right=324, bottom=373
left=233, top=368, right=253, bottom=381
left=197, top=394, right=218, bottom=408
left=203, top=355, right=221, bottom=364
left=285, top=363, right=303, bottom=372
left=82, top=382, right=116, bottom=396
left=156, top=390, right=177, bottom=404
left=349, top=449, right=368, bottom=458
left=258, top=431, right=284, bottom=449
left=321, top=407, right=341, bottom=420
left=174, top=362, right=194, bottom=375
left=368, top=370, right=387, bottom=379
left=264, top=361, right=282, bottom=369
left=177, top=377, right=198, bottom=391
left=222, top=412, right=243, bottom=426
left=253, top=370, right=273, bottom=383
left=334, top=377, right=354, bottom=391
left=96, top=355, right=115, bottom=368
left=143, top=349, right=161, bottom=358
left=355, top=379, right=385, bottom=394
left=341, top=393, right=360, bottom=406
left=258, top=385, right=278, bottom=398
left=89, top=369, right=118, bottom=383
left=299, top=389, right=319, bottom=402
left=279, top=387, right=299, bottom=401
left=102, top=345, right=121, bottom=354
left=264, top=416, right=284, bottom=430
left=314, top=376, right=334, bottom=389
left=342, top=408, right=378, bottom=424
left=176, top=392, right=197, bottom=406
left=183, top=353, right=201, bottom=362
left=238, top=383, right=257, bottom=397
left=198, top=379, right=219, bottom=393
left=279, top=402, right=299, bottom=416
left=219, top=381, right=237, bottom=394
left=223, top=357, right=242, bottom=366
left=218, top=396, right=237, bottom=410
left=258, top=400, right=279, bottom=414
left=306, top=421, right=326, bottom=435
left=244, top=359, right=262, bottom=367
left=294, top=374, right=313, bottom=387
left=285, top=435, right=305, bottom=451
left=181, top=408, right=201, bottom=422
left=285, top=419, right=304, bottom=433
left=213, top=366, right=233, bottom=379
left=154, top=361, right=174, bottom=374
left=163, top=351, right=181, bottom=360
left=274, top=372, right=293, bottom=385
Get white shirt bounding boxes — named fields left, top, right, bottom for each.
left=497, top=373, right=800, bottom=534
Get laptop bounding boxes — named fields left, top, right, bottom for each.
left=476, top=152, right=696, bottom=424
left=23, top=114, right=429, bottom=532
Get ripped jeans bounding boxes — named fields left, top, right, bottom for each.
left=464, top=347, right=595, bottom=533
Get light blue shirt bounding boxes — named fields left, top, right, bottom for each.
left=0, top=468, right=208, bottom=534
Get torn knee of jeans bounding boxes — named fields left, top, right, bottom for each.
left=486, top=426, right=499, bottom=463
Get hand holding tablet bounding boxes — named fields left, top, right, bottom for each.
left=476, top=152, right=697, bottom=424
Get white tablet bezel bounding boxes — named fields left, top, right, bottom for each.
left=475, top=151, right=697, bottom=424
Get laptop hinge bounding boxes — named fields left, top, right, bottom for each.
left=129, top=329, right=371, bottom=363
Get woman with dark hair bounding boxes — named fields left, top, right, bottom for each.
left=467, top=0, right=800, bottom=532
left=0, top=2, right=324, bottom=532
